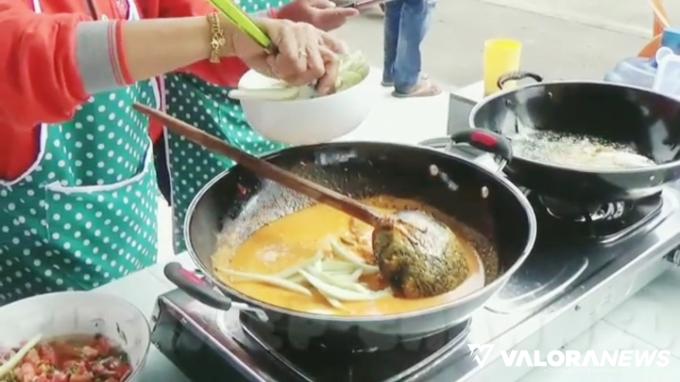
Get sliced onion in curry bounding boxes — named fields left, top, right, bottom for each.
left=213, top=196, right=487, bottom=315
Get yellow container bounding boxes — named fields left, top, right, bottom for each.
left=483, top=39, right=522, bottom=96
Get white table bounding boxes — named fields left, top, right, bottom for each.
left=338, top=68, right=450, bottom=143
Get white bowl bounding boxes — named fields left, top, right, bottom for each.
left=0, top=292, right=150, bottom=381
left=238, top=69, right=379, bottom=145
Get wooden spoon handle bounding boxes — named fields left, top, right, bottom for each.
left=134, top=103, right=383, bottom=227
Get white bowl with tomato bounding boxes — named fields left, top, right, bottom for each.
left=0, top=292, right=149, bottom=382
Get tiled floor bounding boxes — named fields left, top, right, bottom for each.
left=521, top=322, right=680, bottom=382
left=604, top=270, right=680, bottom=359
left=520, top=269, right=680, bottom=382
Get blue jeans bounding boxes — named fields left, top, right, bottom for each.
left=383, top=0, right=436, bottom=94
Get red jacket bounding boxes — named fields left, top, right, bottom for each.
left=0, top=0, right=264, bottom=180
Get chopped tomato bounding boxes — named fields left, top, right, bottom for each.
left=51, top=342, right=81, bottom=361
left=21, top=362, right=38, bottom=379
left=52, top=371, right=69, bottom=382
left=24, top=349, right=40, bottom=365
left=70, top=371, right=94, bottom=382
left=67, top=362, right=88, bottom=376
left=117, top=365, right=132, bottom=380
left=81, top=345, right=99, bottom=359
left=62, top=359, right=79, bottom=372
left=93, top=337, right=112, bottom=355
left=38, top=344, right=58, bottom=365
left=37, top=361, right=54, bottom=376
left=103, top=357, right=122, bottom=370
left=92, top=362, right=116, bottom=377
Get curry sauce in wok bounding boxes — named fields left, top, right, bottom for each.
left=213, top=196, right=494, bottom=316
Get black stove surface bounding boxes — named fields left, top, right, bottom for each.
left=240, top=314, right=471, bottom=382
left=152, top=294, right=473, bottom=382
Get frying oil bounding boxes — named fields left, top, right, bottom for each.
left=511, top=129, right=656, bottom=170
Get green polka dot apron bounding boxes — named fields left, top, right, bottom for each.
left=164, top=74, right=286, bottom=253
left=0, top=0, right=161, bottom=305
left=164, top=0, right=292, bottom=254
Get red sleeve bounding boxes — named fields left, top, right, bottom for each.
left=138, top=0, right=255, bottom=88
left=0, top=1, right=90, bottom=129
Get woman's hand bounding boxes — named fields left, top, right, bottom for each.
left=277, top=0, right=359, bottom=32
left=226, top=18, right=347, bottom=95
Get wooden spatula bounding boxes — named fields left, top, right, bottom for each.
left=134, top=103, right=469, bottom=298
left=134, top=103, right=382, bottom=226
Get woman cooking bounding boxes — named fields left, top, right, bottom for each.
left=0, top=0, right=346, bottom=304
left=158, top=0, right=358, bottom=253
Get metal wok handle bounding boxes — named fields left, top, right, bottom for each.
left=450, top=130, right=513, bottom=172
left=497, top=71, right=543, bottom=90
left=164, top=262, right=269, bottom=322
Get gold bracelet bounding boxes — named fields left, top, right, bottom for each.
left=207, top=12, right=226, bottom=63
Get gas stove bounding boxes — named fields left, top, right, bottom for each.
left=150, top=95, right=680, bottom=382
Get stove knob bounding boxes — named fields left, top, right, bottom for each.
left=666, top=248, right=680, bottom=267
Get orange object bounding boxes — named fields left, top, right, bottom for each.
left=639, top=0, right=671, bottom=58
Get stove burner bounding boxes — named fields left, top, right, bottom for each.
left=238, top=313, right=471, bottom=382
left=539, top=196, right=629, bottom=222
left=530, top=192, right=664, bottom=243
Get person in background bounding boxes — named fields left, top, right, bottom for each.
left=382, top=0, right=440, bottom=97
left=161, top=0, right=358, bottom=253
left=0, top=0, right=345, bottom=304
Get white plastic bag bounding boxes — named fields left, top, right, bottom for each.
left=653, top=47, right=680, bottom=100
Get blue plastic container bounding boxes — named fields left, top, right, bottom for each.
left=604, top=28, right=680, bottom=89
left=604, top=57, right=656, bottom=88
left=661, top=28, right=680, bottom=54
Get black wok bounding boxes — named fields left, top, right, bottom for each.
left=455, top=72, right=680, bottom=203
left=180, top=142, right=535, bottom=348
